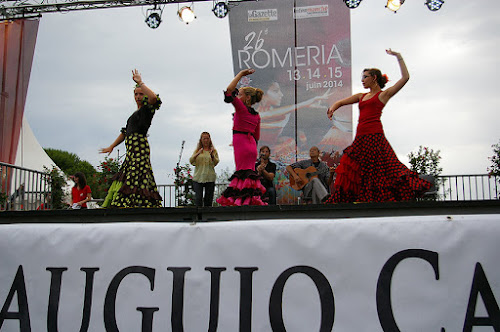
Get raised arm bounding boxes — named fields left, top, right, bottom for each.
left=327, top=93, right=363, bottom=120
left=133, top=69, right=157, bottom=105
left=379, top=49, right=409, bottom=104
left=226, top=69, right=255, bottom=94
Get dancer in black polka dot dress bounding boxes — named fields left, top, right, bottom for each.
left=100, top=69, right=162, bottom=208
left=325, top=49, right=431, bottom=203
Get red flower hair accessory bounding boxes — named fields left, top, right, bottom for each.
left=382, top=74, right=389, bottom=82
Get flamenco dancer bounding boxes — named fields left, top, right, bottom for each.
left=100, top=69, right=162, bottom=208
left=216, top=69, right=267, bottom=206
left=325, top=49, right=432, bottom=203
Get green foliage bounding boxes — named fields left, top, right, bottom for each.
left=0, top=192, right=7, bottom=207
left=44, top=166, right=66, bottom=209
left=44, top=148, right=124, bottom=200
left=408, top=146, right=443, bottom=177
left=45, top=148, right=95, bottom=177
left=92, top=156, right=122, bottom=199
left=408, top=146, right=443, bottom=200
left=174, top=164, right=194, bottom=206
left=487, top=140, right=500, bottom=178
left=45, top=148, right=98, bottom=195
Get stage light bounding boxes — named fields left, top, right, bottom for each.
left=178, top=6, right=196, bottom=24
left=425, top=0, right=444, bottom=11
left=343, top=0, right=362, bottom=9
left=145, top=12, right=161, bottom=29
left=213, top=1, right=229, bottom=18
left=386, top=0, right=405, bottom=13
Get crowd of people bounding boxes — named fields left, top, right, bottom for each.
left=75, top=49, right=432, bottom=209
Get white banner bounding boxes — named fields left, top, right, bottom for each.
left=1, top=215, right=499, bottom=331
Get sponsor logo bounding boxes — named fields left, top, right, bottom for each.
left=294, top=5, right=329, bottom=19
left=248, top=9, right=278, bottom=22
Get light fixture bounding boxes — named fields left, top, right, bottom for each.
left=213, top=1, right=229, bottom=18
left=425, top=0, right=444, bottom=11
left=343, top=0, right=362, bottom=9
left=145, top=12, right=161, bottom=28
left=178, top=6, right=196, bottom=24
left=386, top=0, right=405, bottom=13
left=144, top=5, right=163, bottom=29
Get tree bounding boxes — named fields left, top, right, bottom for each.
left=44, top=148, right=96, bottom=178
left=408, top=146, right=443, bottom=200
left=487, top=140, right=500, bottom=178
left=44, top=166, right=67, bottom=209
left=487, top=140, right=500, bottom=199
left=45, top=148, right=100, bottom=198
left=173, top=164, right=195, bottom=206
left=44, top=148, right=123, bottom=200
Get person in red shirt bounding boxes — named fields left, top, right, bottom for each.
left=325, top=49, right=432, bottom=203
left=71, top=172, right=91, bottom=209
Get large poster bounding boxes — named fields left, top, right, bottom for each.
left=228, top=0, right=352, bottom=202
left=1, top=215, right=499, bottom=331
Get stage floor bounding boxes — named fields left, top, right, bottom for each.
left=1, top=200, right=500, bottom=224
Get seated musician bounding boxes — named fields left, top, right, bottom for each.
left=286, top=146, right=335, bottom=204
left=255, top=145, right=277, bottom=205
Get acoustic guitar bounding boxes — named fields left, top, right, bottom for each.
left=289, top=166, right=327, bottom=191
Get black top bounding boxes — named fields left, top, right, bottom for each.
left=121, top=95, right=162, bottom=136
left=255, top=160, right=277, bottom=189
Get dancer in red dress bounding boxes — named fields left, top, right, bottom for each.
left=216, top=69, right=267, bottom=206
left=325, top=49, right=432, bottom=203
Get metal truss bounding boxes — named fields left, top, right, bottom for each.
left=0, top=0, right=255, bottom=21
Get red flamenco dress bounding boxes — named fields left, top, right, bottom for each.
left=325, top=91, right=431, bottom=203
left=216, top=90, right=267, bottom=206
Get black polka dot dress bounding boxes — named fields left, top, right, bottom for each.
left=102, top=96, right=162, bottom=208
left=325, top=92, right=431, bottom=204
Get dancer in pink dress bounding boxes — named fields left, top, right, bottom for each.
left=217, top=69, right=267, bottom=206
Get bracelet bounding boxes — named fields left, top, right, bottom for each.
left=397, top=57, right=403, bottom=61
left=135, top=82, right=145, bottom=88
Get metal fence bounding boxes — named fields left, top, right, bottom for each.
left=437, top=174, right=499, bottom=201
left=158, top=174, right=500, bottom=207
left=0, top=165, right=498, bottom=210
left=0, top=162, right=52, bottom=211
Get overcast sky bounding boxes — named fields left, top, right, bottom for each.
left=23, top=0, right=500, bottom=184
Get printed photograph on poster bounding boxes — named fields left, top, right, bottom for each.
left=228, top=0, right=353, bottom=202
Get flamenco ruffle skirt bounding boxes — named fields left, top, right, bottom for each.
left=216, top=169, right=267, bottom=206
left=102, top=133, right=162, bottom=208
left=325, top=133, right=431, bottom=203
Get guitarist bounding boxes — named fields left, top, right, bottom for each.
left=286, top=146, right=335, bottom=204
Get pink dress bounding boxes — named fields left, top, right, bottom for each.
left=216, top=90, right=267, bottom=206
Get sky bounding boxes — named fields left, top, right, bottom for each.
left=22, top=0, right=500, bottom=184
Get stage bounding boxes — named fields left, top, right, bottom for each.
left=0, top=200, right=499, bottom=224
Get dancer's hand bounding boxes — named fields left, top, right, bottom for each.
left=239, top=68, right=255, bottom=77
left=132, top=69, right=142, bottom=84
left=100, top=146, right=113, bottom=154
left=386, top=49, right=401, bottom=58
left=327, top=106, right=335, bottom=120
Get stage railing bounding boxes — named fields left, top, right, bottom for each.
left=158, top=174, right=500, bottom=207
left=437, top=174, right=499, bottom=201
left=1, top=169, right=497, bottom=210
left=0, top=162, right=52, bottom=211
